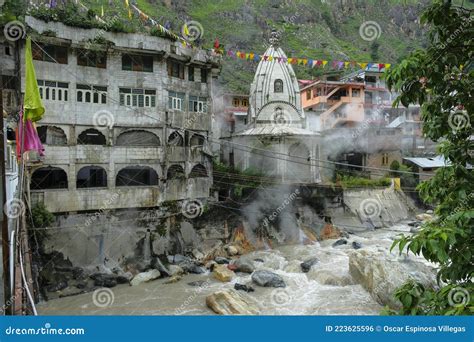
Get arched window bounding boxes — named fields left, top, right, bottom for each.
left=37, top=126, right=67, bottom=145
left=76, top=166, right=107, bottom=188
left=189, top=134, right=205, bottom=147
left=78, top=128, right=106, bottom=145
left=116, top=166, right=158, bottom=186
left=189, top=164, right=207, bottom=178
left=31, top=167, right=68, bottom=190
left=167, top=164, right=185, bottom=180
left=168, top=131, right=184, bottom=146
left=116, top=130, right=160, bottom=146
left=274, top=79, right=283, bottom=93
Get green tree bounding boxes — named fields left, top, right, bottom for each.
left=385, top=0, right=473, bottom=315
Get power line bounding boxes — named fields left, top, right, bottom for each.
left=28, top=37, right=436, bottom=188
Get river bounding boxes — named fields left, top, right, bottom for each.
left=37, top=223, right=416, bottom=315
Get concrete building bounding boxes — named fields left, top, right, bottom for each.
left=9, top=16, right=221, bottom=214
left=221, top=33, right=321, bottom=183
left=300, top=67, right=410, bottom=180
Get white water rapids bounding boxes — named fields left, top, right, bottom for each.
left=37, top=223, right=417, bottom=315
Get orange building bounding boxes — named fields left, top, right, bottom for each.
left=300, top=80, right=365, bottom=129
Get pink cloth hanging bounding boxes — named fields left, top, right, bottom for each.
left=16, top=111, right=45, bottom=159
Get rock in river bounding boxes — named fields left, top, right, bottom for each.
left=231, top=258, right=255, bottom=273
left=234, top=283, right=255, bottom=292
left=206, top=290, right=260, bottom=315
left=251, top=270, right=286, bottom=288
left=332, top=239, right=348, bottom=247
left=349, top=249, right=437, bottom=308
left=130, top=269, right=161, bottom=286
left=91, top=274, right=117, bottom=288
left=214, top=257, right=230, bottom=264
left=300, top=257, right=318, bottom=273
left=351, top=241, right=362, bottom=249
left=213, top=264, right=235, bottom=282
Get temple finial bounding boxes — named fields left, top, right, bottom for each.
left=269, top=29, right=280, bottom=47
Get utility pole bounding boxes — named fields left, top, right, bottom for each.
left=0, top=74, right=12, bottom=315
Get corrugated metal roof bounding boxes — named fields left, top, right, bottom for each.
left=234, top=126, right=318, bottom=136
left=403, top=156, right=449, bottom=168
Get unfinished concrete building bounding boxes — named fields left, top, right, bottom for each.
left=14, top=16, right=220, bottom=213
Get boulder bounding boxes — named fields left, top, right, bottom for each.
left=46, top=280, right=68, bottom=292
left=206, top=290, right=260, bottom=315
left=300, top=257, right=318, bottom=273
left=349, top=250, right=437, bottom=308
left=179, top=261, right=206, bottom=274
left=351, top=241, right=362, bottom=249
left=168, top=265, right=184, bottom=276
left=410, top=226, right=421, bottom=233
left=416, top=213, right=433, bottom=221
left=167, top=254, right=187, bottom=264
left=92, top=274, right=117, bottom=288
left=205, top=261, right=217, bottom=271
left=253, top=258, right=264, bottom=263
left=234, top=283, right=255, bottom=292
left=227, top=245, right=239, bottom=256
left=115, top=275, right=130, bottom=284
left=192, top=249, right=204, bottom=260
left=130, top=269, right=161, bottom=286
left=213, top=264, right=235, bottom=282
left=214, top=257, right=230, bottom=264
left=332, top=239, right=348, bottom=247
left=232, top=258, right=255, bottom=273
left=151, top=256, right=171, bottom=277
left=251, top=270, right=286, bottom=288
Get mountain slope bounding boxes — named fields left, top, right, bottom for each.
left=46, top=0, right=434, bottom=92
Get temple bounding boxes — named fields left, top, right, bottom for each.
left=221, top=31, right=322, bottom=183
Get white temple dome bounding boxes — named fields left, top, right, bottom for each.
left=248, top=36, right=304, bottom=128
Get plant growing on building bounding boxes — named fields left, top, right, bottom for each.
left=385, top=0, right=473, bottom=315
left=27, top=203, right=54, bottom=254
